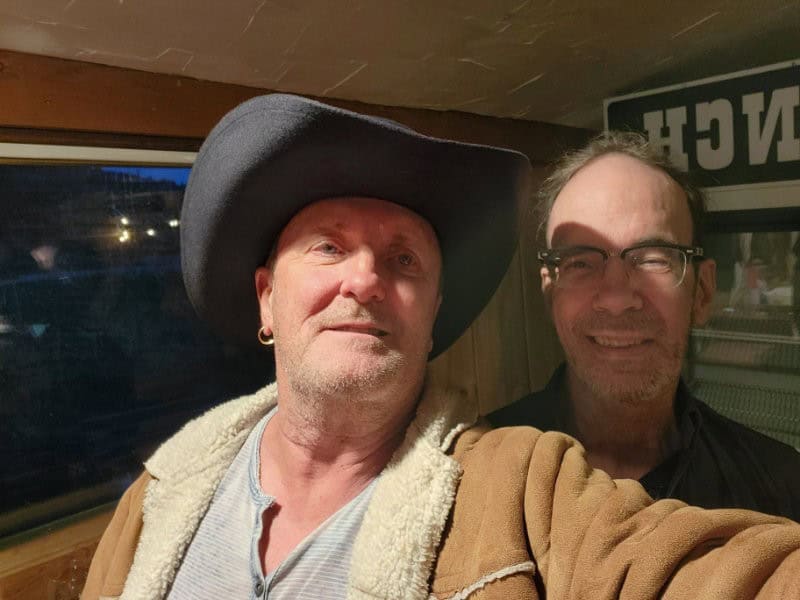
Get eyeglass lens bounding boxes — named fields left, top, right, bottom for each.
left=552, top=246, right=688, bottom=288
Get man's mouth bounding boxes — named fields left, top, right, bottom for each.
left=589, top=335, right=649, bottom=348
left=329, top=324, right=389, bottom=337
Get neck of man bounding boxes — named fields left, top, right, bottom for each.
left=562, top=367, right=681, bottom=481
left=259, top=376, right=422, bottom=513
left=255, top=377, right=422, bottom=574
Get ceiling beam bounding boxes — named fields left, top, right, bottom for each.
left=0, top=50, right=592, bottom=164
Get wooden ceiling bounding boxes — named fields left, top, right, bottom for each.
left=1, top=0, right=798, bottom=129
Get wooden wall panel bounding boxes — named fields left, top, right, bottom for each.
left=471, top=250, right=531, bottom=415
left=0, top=510, right=112, bottom=600
left=520, top=166, right=565, bottom=392
left=0, top=50, right=253, bottom=139
left=0, top=543, right=96, bottom=600
left=0, top=50, right=591, bottom=161
left=428, top=329, right=478, bottom=404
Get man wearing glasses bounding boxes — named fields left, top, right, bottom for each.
left=489, top=132, right=800, bottom=520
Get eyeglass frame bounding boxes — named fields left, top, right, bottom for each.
left=537, top=242, right=705, bottom=289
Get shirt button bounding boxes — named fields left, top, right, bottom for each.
left=255, top=581, right=264, bottom=596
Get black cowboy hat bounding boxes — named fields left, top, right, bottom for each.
left=181, top=93, right=530, bottom=358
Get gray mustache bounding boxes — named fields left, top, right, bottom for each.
left=317, top=306, right=389, bottom=330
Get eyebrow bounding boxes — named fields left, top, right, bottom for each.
left=629, top=236, right=681, bottom=247
left=387, top=231, right=428, bottom=247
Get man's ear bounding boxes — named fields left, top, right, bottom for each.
left=254, top=266, right=275, bottom=334
left=691, top=258, right=717, bottom=326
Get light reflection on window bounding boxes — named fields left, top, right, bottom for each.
left=688, top=229, right=800, bottom=449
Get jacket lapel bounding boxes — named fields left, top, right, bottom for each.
left=347, top=384, right=478, bottom=600
left=119, top=378, right=477, bottom=600
left=121, top=384, right=278, bottom=600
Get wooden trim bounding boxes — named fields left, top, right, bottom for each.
left=0, top=50, right=592, bottom=161
left=0, top=509, right=112, bottom=576
left=0, top=50, right=254, bottom=139
left=0, top=126, right=201, bottom=151
left=0, top=509, right=111, bottom=600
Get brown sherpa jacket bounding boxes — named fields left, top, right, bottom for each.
left=83, top=381, right=800, bottom=600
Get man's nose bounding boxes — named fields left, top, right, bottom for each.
left=339, top=250, right=386, bottom=303
left=591, top=257, right=643, bottom=315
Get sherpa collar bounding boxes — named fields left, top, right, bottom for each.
left=120, top=375, right=479, bottom=600
left=123, top=384, right=279, bottom=600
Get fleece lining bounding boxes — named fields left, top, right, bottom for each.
left=118, top=380, right=479, bottom=600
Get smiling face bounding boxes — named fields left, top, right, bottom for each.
left=255, top=197, right=442, bottom=406
left=544, top=153, right=716, bottom=405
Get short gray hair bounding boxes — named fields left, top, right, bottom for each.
left=537, top=131, right=707, bottom=246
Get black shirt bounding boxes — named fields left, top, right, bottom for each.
left=488, top=364, right=800, bottom=521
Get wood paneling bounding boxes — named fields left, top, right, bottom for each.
left=0, top=50, right=591, bottom=160
left=429, top=329, right=479, bottom=404
left=520, top=166, right=565, bottom=390
left=0, top=510, right=112, bottom=600
left=472, top=250, right=532, bottom=414
left=0, top=50, right=250, bottom=139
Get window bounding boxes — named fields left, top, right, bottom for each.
left=0, top=143, right=272, bottom=540
left=688, top=214, right=800, bottom=450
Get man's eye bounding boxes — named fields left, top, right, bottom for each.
left=396, top=253, right=415, bottom=267
left=315, top=242, right=341, bottom=255
left=561, top=257, right=594, bottom=271
left=641, top=257, right=670, bottom=266
left=633, top=249, right=675, bottom=272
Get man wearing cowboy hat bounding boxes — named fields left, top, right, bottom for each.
left=84, top=94, right=800, bottom=600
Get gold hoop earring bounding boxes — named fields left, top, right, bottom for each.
left=258, top=326, right=274, bottom=346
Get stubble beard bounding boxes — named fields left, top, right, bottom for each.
left=564, top=311, right=689, bottom=408
left=274, top=326, right=428, bottom=427
left=287, top=348, right=407, bottom=404
left=575, top=345, right=684, bottom=407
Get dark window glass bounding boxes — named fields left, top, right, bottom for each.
left=688, top=229, right=800, bottom=449
left=0, top=163, right=272, bottom=539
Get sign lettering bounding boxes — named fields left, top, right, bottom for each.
left=605, top=61, right=800, bottom=187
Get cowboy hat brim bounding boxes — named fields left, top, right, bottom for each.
left=181, top=93, right=531, bottom=358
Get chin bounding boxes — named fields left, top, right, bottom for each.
left=296, top=353, right=407, bottom=396
left=583, top=366, right=676, bottom=404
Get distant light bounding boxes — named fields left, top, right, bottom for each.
left=118, top=229, right=131, bottom=243
left=168, top=219, right=180, bottom=228
left=120, top=217, right=130, bottom=226
left=146, top=228, right=157, bottom=237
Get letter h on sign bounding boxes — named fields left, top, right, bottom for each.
left=643, top=107, right=690, bottom=171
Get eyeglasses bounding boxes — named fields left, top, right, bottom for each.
left=538, top=243, right=704, bottom=289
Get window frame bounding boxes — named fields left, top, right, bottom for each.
left=0, top=131, right=202, bottom=546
